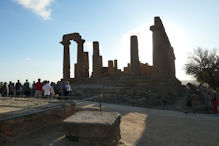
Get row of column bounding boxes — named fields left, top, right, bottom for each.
left=61, top=17, right=176, bottom=80
left=61, top=37, right=89, bottom=80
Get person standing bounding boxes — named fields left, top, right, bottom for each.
left=1, top=82, right=9, bottom=97
left=65, top=82, right=71, bottom=96
left=185, top=83, right=192, bottom=113
left=32, top=81, right=35, bottom=97
left=42, top=81, right=53, bottom=98
left=15, top=80, right=22, bottom=97
left=23, top=80, right=30, bottom=97
left=211, top=90, right=218, bottom=114
left=8, top=81, right=15, bottom=97
left=35, top=79, right=43, bottom=98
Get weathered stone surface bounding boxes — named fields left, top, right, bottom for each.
left=0, top=98, right=76, bottom=144
left=92, top=41, right=102, bottom=78
left=61, top=17, right=183, bottom=109
left=130, top=35, right=140, bottom=75
left=61, top=40, right=71, bottom=80
left=63, top=111, right=121, bottom=146
left=150, top=16, right=176, bottom=78
left=83, top=52, right=89, bottom=78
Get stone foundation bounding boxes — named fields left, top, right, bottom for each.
left=0, top=98, right=76, bottom=144
left=63, top=111, right=121, bottom=146
left=68, top=76, right=184, bottom=107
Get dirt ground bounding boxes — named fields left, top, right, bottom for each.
left=3, top=100, right=219, bottom=146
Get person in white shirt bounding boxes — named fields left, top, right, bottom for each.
left=42, top=81, right=53, bottom=97
left=65, top=82, right=71, bottom=96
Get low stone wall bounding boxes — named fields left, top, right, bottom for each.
left=0, top=101, right=76, bottom=144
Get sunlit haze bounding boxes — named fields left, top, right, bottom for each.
left=0, top=0, right=219, bottom=83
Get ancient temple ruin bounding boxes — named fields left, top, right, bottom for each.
left=60, top=33, right=89, bottom=80
left=150, top=17, right=175, bottom=78
left=60, top=17, right=183, bottom=106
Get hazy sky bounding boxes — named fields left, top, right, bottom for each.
left=0, top=0, right=219, bottom=83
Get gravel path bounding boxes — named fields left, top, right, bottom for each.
left=77, top=101, right=219, bottom=146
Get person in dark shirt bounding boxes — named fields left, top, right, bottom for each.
left=15, top=80, right=22, bottom=97
left=23, top=79, right=30, bottom=97
left=8, top=81, right=15, bottom=97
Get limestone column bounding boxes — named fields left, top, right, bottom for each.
left=130, top=35, right=140, bottom=75
left=150, top=16, right=176, bottom=78
left=114, top=60, right=118, bottom=70
left=61, top=40, right=71, bottom=80
left=108, top=60, right=114, bottom=76
left=83, top=52, right=89, bottom=78
left=99, top=56, right=103, bottom=67
left=76, top=39, right=85, bottom=79
left=92, top=41, right=101, bottom=78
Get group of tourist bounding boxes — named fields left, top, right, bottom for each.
left=185, top=83, right=219, bottom=114
left=0, top=79, right=72, bottom=98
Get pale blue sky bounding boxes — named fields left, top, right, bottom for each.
left=0, top=0, right=219, bottom=83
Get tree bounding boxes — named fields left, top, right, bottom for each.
left=185, top=48, right=219, bottom=90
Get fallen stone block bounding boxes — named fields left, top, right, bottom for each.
left=63, top=111, right=121, bottom=146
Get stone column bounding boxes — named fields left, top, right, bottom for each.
left=76, top=39, right=85, bottom=79
left=150, top=16, right=176, bottom=78
left=108, top=60, right=114, bottom=76
left=130, top=35, right=140, bottom=75
left=74, top=63, right=77, bottom=78
left=83, top=52, right=89, bottom=78
left=99, top=56, right=103, bottom=67
left=92, top=41, right=101, bottom=78
left=114, top=60, right=118, bottom=70
left=61, top=40, right=71, bottom=80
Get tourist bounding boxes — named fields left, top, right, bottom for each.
left=23, top=79, right=30, bottom=97
left=31, top=81, right=35, bottom=97
left=35, top=79, right=43, bottom=98
left=15, top=80, right=22, bottom=97
left=63, top=81, right=67, bottom=96
left=0, top=82, right=3, bottom=96
left=185, top=83, right=192, bottom=113
left=1, top=82, right=9, bottom=97
left=42, top=81, right=53, bottom=98
left=211, top=90, right=218, bottom=114
left=8, top=81, right=15, bottom=97
left=0, top=82, right=3, bottom=89
left=64, top=81, right=71, bottom=96
left=50, top=82, right=56, bottom=98
left=56, top=81, right=63, bottom=96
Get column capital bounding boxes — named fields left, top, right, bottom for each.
left=60, top=40, right=71, bottom=46
left=76, top=39, right=85, bottom=44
